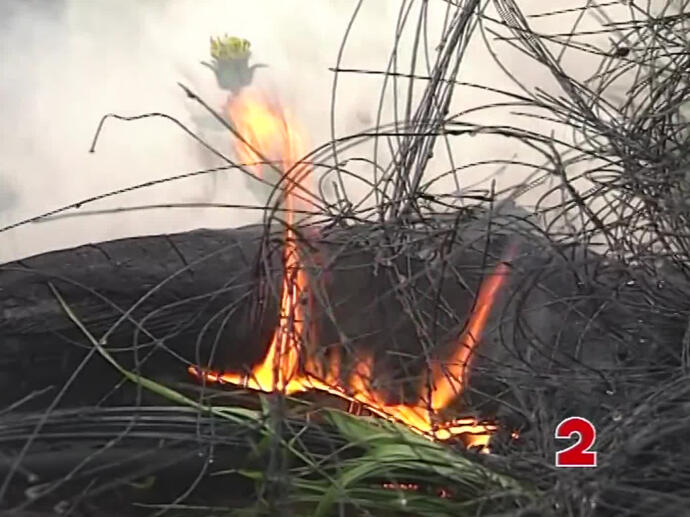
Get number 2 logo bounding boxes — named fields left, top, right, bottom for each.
left=555, top=417, right=597, bottom=467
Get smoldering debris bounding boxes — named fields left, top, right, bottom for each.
left=1, top=1, right=690, bottom=516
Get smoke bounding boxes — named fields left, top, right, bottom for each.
left=0, top=0, right=666, bottom=262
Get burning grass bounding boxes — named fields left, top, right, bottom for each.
left=187, top=85, right=508, bottom=449
left=1, top=0, right=690, bottom=516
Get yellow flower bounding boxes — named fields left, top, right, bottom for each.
left=210, top=34, right=251, bottom=60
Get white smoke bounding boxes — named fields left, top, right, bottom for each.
left=0, top=0, right=663, bottom=262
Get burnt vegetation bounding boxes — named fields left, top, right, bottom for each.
left=1, top=1, right=690, bottom=516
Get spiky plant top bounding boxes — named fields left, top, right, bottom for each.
left=203, top=34, right=266, bottom=93
left=210, top=35, right=251, bottom=61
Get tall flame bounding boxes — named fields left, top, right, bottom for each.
left=430, top=260, right=513, bottom=411
left=189, top=89, right=514, bottom=451
left=223, top=89, right=310, bottom=393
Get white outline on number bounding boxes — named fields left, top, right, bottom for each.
left=554, top=416, right=598, bottom=468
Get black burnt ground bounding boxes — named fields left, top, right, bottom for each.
left=0, top=210, right=688, bottom=515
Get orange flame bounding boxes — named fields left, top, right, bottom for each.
left=222, top=88, right=311, bottom=393
left=190, top=90, right=514, bottom=452
left=430, top=260, right=514, bottom=411
left=226, top=89, right=308, bottom=206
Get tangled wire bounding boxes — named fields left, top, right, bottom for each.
left=1, top=1, right=689, bottom=516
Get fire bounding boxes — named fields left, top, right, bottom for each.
left=226, top=89, right=308, bottom=202
left=222, top=88, right=310, bottom=394
left=430, top=260, right=514, bottom=411
left=190, top=89, right=514, bottom=451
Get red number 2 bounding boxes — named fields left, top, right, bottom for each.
left=555, top=417, right=597, bottom=467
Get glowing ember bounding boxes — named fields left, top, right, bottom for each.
left=190, top=88, right=515, bottom=452
left=382, top=482, right=419, bottom=492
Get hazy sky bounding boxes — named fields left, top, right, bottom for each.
left=0, top=0, right=650, bottom=262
